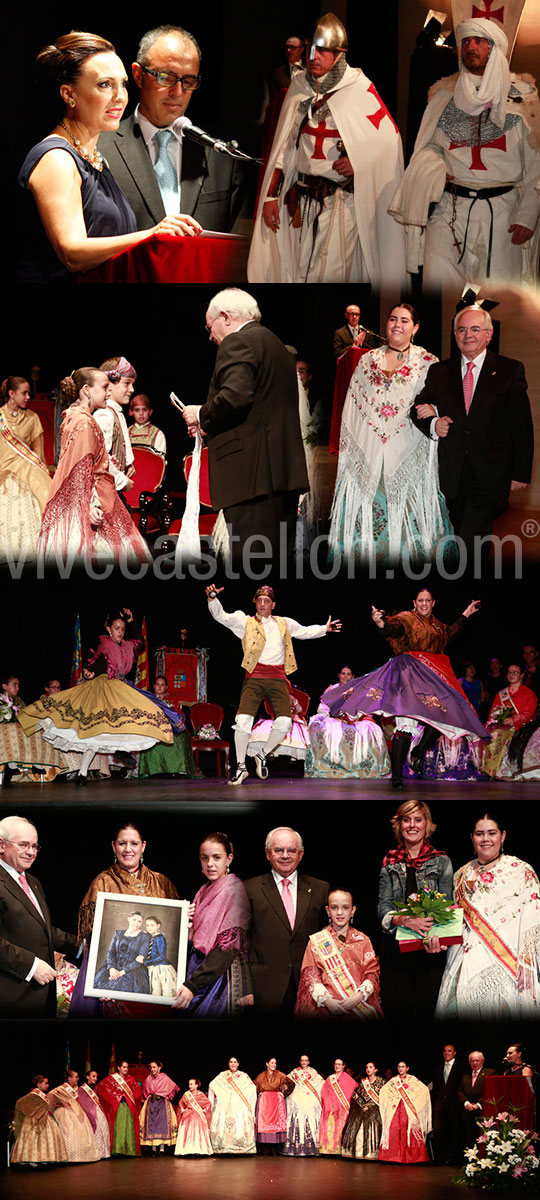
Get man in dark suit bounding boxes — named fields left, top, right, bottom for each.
left=99, top=25, right=247, bottom=232
left=183, top=288, right=309, bottom=564
left=243, top=826, right=328, bottom=1013
left=413, top=306, right=533, bottom=553
left=457, top=1051, right=495, bottom=1147
left=431, top=1043, right=466, bottom=1164
left=0, top=816, right=78, bottom=1017
left=333, top=303, right=378, bottom=358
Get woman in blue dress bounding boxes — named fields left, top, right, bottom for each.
left=18, top=30, right=201, bottom=281
left=94, top=910, right=150, bottom=993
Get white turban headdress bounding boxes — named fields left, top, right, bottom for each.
left=454, top=18, right=510, bottom=132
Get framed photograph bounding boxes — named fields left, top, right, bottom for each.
left=84, top=893, right=190, bottom=1006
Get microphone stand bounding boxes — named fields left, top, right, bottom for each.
left=183, top=124, right=263, bottom=164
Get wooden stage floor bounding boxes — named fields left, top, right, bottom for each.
left=3, top=1156, right=471, bottom=1200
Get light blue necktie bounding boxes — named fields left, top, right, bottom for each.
left=153, top=129, right=179, bottom=213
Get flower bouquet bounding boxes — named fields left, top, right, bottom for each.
left=394, top=885, right=463, bottom=953
left=456, top=1112, right=540, bottom=1191
left=0, top=693, right=19, bottom=723
left=488, top=706, right=515, bottom=728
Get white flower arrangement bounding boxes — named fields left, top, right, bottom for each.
left=456, top=1112, right=540, bottom=1191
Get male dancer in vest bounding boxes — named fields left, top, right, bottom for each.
left=206, top=585, right=341, bottom=784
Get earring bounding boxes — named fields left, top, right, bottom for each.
left=140, top=853, right=144, bottom=865
left=70, top=99, right=76, bottom=108
left=226, top=864, right=230, bottom=874
left=113, top=854, right=118, bottom=863
left=411, top=332, right=415, bottom=344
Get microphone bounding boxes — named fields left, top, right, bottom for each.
left=182, top=120, right=263, bottom=164
left=183, top=123, right=229, bottom=153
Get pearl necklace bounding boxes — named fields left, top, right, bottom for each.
left=58, top=121, right=104, bottom=171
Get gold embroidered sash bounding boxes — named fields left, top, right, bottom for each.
left=395, top=1079, right=420, bottom=1125
left=310, top=929, right=373, bottom=1017
left=113, top=1074, right=137, bottom=1106
left=297, top=1072, right=320, bottom=1101
left=0, top=409, right=49, bottom=477
left=456, top=868, right=517, bottom=978
left=226, top=1073, right=254, bottom=1116
left=330, top=1075, right=351, bottom=1113
left=363, top=1079, right=381, bottom=1106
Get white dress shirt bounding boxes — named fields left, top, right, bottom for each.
left=136, top=105, right=193, bottom=213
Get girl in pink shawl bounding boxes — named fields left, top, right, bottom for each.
left=172, top=832, right=251, bottom=1016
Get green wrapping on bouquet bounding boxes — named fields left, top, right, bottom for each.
left=396, top=907, right=463, bottom=953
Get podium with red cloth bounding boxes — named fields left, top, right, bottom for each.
left=482, top=1076, right=535, bottom=1132
left=78, top=230, right=249, bottom=284
left=328, top=347, right=370, bottom=453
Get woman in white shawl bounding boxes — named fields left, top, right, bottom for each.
left=208, top=1057, right=256, bottom=1155
left=436, top=811, right=540, bottom=1019
left=328, top=303, right=452, bottom=567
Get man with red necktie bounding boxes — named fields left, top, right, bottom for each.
left=457, top=1050, right=495, bottom=1147
left=412, top=304, right=532, bottom=555
left=0, top=815, right=78, bottom=1017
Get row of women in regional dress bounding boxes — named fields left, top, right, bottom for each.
left=14, top=1045, right=534, bottom=1169
left=20, top=804, right=540, bottom=1022
left=10, top=1057, right=430, bottom=1166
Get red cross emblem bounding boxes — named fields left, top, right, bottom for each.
left=472, top=1, right=505, bottom=22
left=302, top=119, right=342, bottom=160
left=366, top=82, right=398, bottom=133
left=449, top=133, right=507, bottom=170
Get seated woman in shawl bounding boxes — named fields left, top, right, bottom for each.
left=172, top=832, right=251, bottom=1016
left=144, top=916, right=177, bottom=996
left=480, top=664, right=537, bottom=778
left=306, top=665, right=390, bottom=780
left=295, top=888, right=383, bottom=1019
left=93, top=909, right=150, bottom=993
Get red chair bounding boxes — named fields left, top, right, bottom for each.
left=263, top=687, right=310, bottom=719
left=163, top=446, right=218, bottom=538
left=189, top=702, right=230, bottom=777
left=129, top=445, right=167, bottom=536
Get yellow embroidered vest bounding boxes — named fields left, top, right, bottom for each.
left=241, top=616, right=297, bottom=675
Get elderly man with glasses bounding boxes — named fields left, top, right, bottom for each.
left=0, top=815, right=78, bottom=1017
left=99, top=24, right=248, bottom=232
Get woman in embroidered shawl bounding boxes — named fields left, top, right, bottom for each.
left=436, top=811, right=540, bottom=1018
left=329, top=304, right=452, bottom=567
left=378, top=1061, right=431, bottom=1164
left=36, top=368, right=150, bottom=567
left=69, top=822, right=178, bottom=1016
left=341, top=1061, right=384, bottom=1160
left=11, top=1075, right=68, bottom=1166
left=95, top=1060, right=142, bottom=1156
left=175, top=1078, right=213, bottom=1156
left=319, top=1059, right=357, bottom=1155
left=295, top=888, right=383, bottom=1019
left=208, top=1056, right=256, bottom=1154
left=140, top=1060, right=180, bottom=1152
left=49, top=1070, right=99, bottom=1162
left=253, top=1058, right=294, bottom=1155
left=378, top=800, right=454, bottom=1021
left=283, top=1054, right=324, bottom=1157
left=18, top=609, right=175, bottom=785
left=172, top=833, right=251, bottom=1016
left=480, top=665, right=537, bottom=778
left=0, top=375, right=51, bottom=562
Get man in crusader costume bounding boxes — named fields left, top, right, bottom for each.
left=248, top=13, right=406, bottom=286
left=390, top=16, right=540, bottom=288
